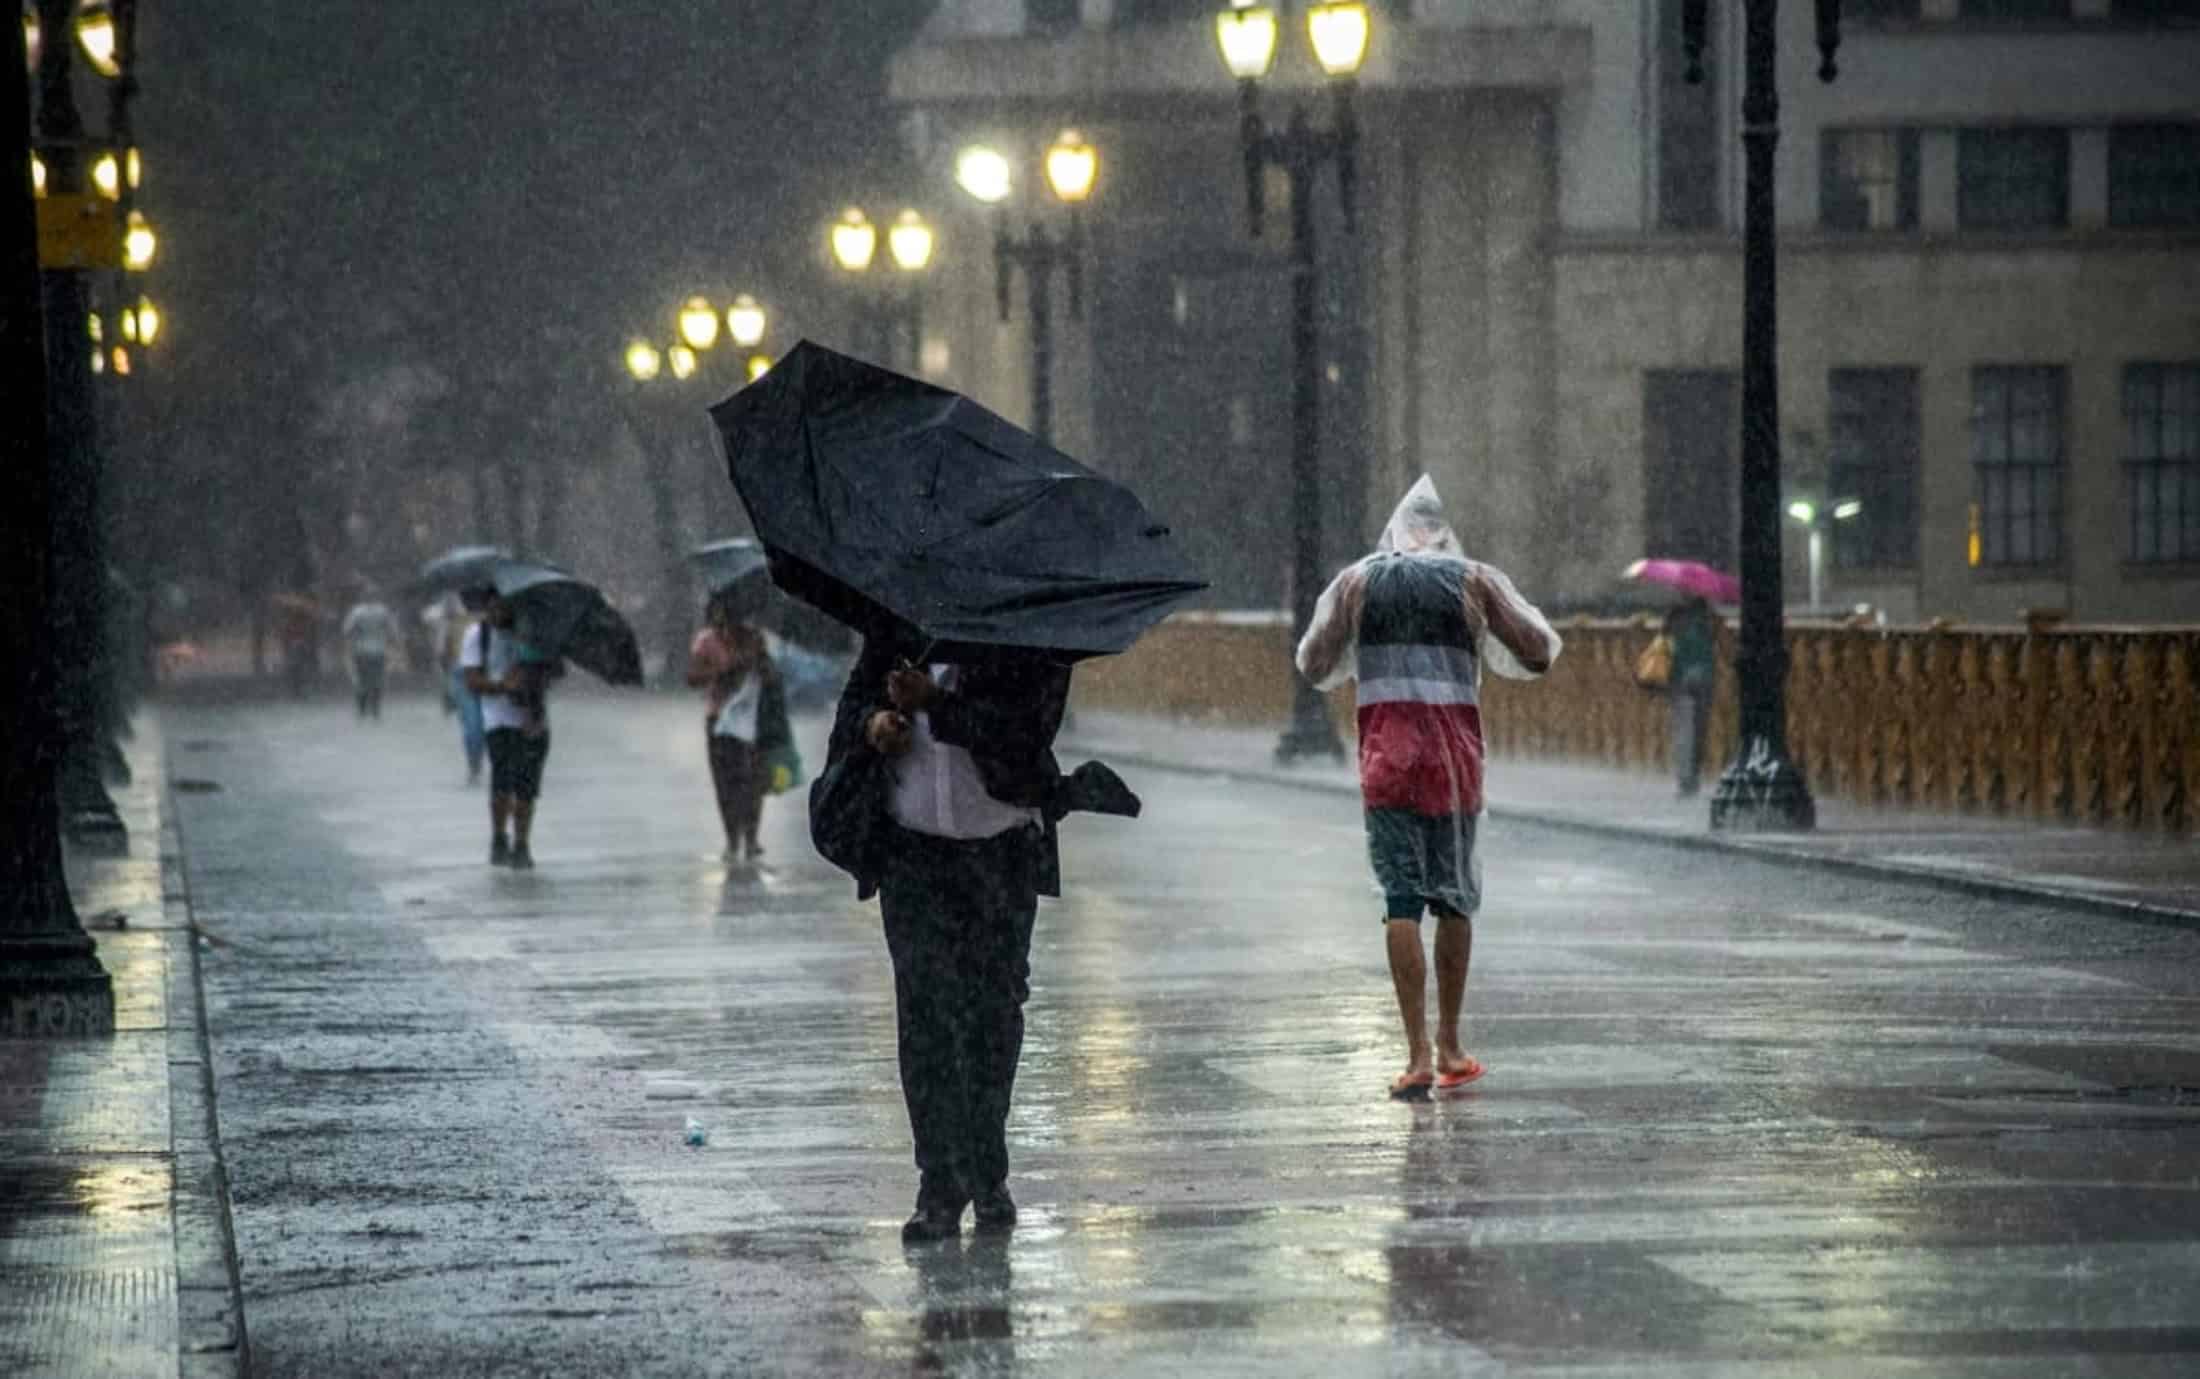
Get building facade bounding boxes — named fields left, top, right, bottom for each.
left=887, top=0, right=2200, bottom=622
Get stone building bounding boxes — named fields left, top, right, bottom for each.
left=883, top=0, right=2200, bottom=622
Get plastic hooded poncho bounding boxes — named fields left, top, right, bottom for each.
left=1294, top=476, right=1561, bottom=820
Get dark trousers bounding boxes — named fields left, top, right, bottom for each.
left=352, top=654, right=386, bottom=719
left=706, top=729, right=765, bottom=849
left=878, top=824, right=1041, bottom=1206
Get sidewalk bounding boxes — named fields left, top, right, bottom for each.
left=1061, top=709, right=2200, bottom=926
left=0, top=717, right=249, bottom=1379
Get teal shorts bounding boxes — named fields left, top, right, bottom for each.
left=1366, top=808, right=1481, bottom=922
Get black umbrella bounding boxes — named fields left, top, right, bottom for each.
left=710, top=341, right=1207, bottom=662
left=491, top=559, right=644, bottom=687
left=415, top=545, right=510, bottom=603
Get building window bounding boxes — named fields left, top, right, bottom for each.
left=1829, top=369, right=1920, bottom=569
left=1657, top=0, right=1722, bottom=231
left=1958, top=129, right=2069, bottom=230
left=2125, top=364, right=2200, bottom=563
left=2111, top=1, right=2200, bottom=22
left=2110, top=124, right=2200, bottom=228
left=1644, top=371, right=1738, bottom=569
left=1972, top=367, right=2065, bottom=568
left=1821, top=130, right=1919, bottom=231
left=1959, top=0, right=2071, bottom=17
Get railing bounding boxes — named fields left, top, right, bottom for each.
left=1073, top=612, right=2200, bottom=833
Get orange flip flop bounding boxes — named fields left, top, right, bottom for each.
left=1389, top=1070, right=1435, bottom=1102
left=1436, top=1057, right=1486, bottom=1090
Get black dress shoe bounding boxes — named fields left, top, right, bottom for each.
left=972, top=1184, right=1016, bottom=1234
left=901, top=1200, right=965, bottom=1244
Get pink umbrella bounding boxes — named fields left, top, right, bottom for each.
left=1624, top=558, right=1742, bottom=604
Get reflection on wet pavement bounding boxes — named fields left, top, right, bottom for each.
left=170, top=693, right=2200, bottom=1376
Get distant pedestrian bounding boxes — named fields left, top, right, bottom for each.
left=427, top=594, right=486, bottom=784
left=1296, top=476, right=1562, bottom=1102
left=273, top=594, right=318, bottom=698
left=686, top=596, right=792, bottom=865
left=1664, top=596, right=1718, bottom=797
left=461, top=590, right=558, bottom=869
left=341, top=592, right=395, bottom=720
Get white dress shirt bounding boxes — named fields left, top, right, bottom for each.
left=888, top=665, right=1041, bottom=841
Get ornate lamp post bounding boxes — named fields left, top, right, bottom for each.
left=828, top=205, right=933, bottom=370
left=4, top=0, right=112, bottom=1035
left=624, top=290, right=774, bottom=682
left=1215, top=0, right=1368, bottom=765
left=1685, top=0, right=1840, bottom=832
left=954, top=132, right=1096, bottom=448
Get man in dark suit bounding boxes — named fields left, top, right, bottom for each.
left=816, top=633, right=1097, bottom=1243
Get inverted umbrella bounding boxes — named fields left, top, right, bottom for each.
left=710, top=340, right=1207, bottom=662
left=490, top=558, right=643, bottom=687
left=688, top=537, right=778, bottom=620
left=1624, top=558, right=1742, bottom=605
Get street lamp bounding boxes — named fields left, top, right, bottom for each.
left=829, top=204, right=932, bottom=369
left=677, top=295, right=719, bottom=352
left=1216, top=0, right=1366, bottom=765
left=726, top=293, right=767, bottom=350
left=958, top=129, right=1096, bottom=448
left=624, top=337, right=662, bottom=382
left=120, top=207, right=153, bottom=269
left=1683, top=0, right=1840, bottom=832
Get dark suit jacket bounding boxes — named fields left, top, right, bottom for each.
left=816, top=635, right=1071, bottom=900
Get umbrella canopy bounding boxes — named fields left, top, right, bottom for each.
left=1624, top=558, right=1742, bottom=605
left=711, top=340, right=1208, bottom=662
left=689, top=538, right=775, bottom=612
left=415, top=545, right=511, bottom=600
left=490, top=559, right=643, bottom=687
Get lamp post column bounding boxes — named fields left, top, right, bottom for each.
left=1026, top=227, right=1056, bottom=447
left=1276, top=140, right=1341, bottom=763
left=1703, top=0, right=1817, bottom=831
left=37, top=0, right=126, bottom=845
left=3, top=6, right=114, bottom=1035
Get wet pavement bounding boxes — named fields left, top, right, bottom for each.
left=0, top=717, right=247, bottom=1379
left=155, top=690, right=2200, bottom=1377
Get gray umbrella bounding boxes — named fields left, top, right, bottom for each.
left=415, top=546, right=510, bottom=602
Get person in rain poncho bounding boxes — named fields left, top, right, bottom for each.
left=1295, top=476, right=1562, bottom=1101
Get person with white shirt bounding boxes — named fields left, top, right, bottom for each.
left=340, top=593, right=395, bottom=720
left=460, top=590, right=557, bottom=869
left=815, top=634, right=1075, bottom=1244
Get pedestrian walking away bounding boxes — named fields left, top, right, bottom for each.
left=1296, top=475, right=1562, bottom=1102
left=461, top=590, right=560, bottom=869
left=1663, top=595, right=1719, bottom=797
left=686, top=595, right=793, bottom=865
left=428, top=593, right=487, bottom=783
left=341, top=590, right=395, bottom=720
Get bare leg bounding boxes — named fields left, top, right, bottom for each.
left=1385, top=920, right=1432, bottom=1077
left=1433, top=913, right=1475, bottom=1072
left=511, top=798, right=535, bottom=848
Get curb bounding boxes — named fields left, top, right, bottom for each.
left=156, top=725, right=253, bottom=1379
left=1067, top=739, right=2200, bottom=932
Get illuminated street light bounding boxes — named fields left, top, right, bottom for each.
left=74, top=0, right=119, bottom=78
left=87, top=311, right=102, bottom=342
left=888, top=209, right=934, bottom=272
left=677, top=296, right=719, bottom=351
left=830, top=207, right=878, bottom=273
left=1833, top=499, right=1864, bottom=521
left=726, top=293, right=767, bottom=349
left=1044, top=130, right=1098, bottom=205
left=121, top=209, right=155, bottom=270
left=125, top=146, right=140, bottom=189
left=133, top=296, right=158, bottom=345
left=110, top=345, right=129, bottom=376
left=668, top=343, right=698, bottom=380
left=746, top=353, right=772, bottom=383
left=1787, top=500, right=1816, bottom=525
left=1214, top=1, right=1278, bottom=80
left=90, top=150, right=119, bottom=199
left=955, top=146, right=1013, bottom=205
left=624, top=338, right=662, bottom=381
left=1306, top=1, right=1371, bottom=77
left=30, top=151, right=45, bottom=198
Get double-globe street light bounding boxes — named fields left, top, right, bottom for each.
left=1215, top=0, right=1368, bottom=765
left=623, top=292, right=773, bottom=682
left=828, top=205, right=934, bottom=371
left=954, top=130, right=1098, bottom=449
left=1683, top=0, right=1839, bottom=832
